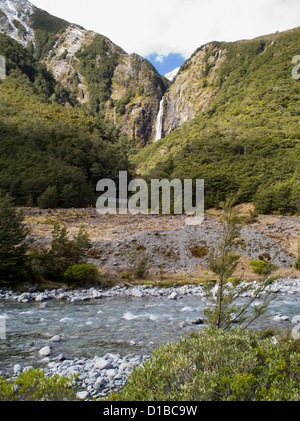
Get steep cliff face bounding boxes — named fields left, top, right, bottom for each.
left=40, top=24, right=97, bottom=104
left=0, top=0, right=167, bottom=145
left=108, top=54, right=166, bottom=146
left=0, top=0, right=36, bottom=46
left=162, top=43, right=227, bottom=136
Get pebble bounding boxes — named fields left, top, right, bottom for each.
left=38, top=346, right=51, bottom=357
left=13, top=364, right=22, bottom=375
left=50, top=335, right=61, bottom=342
left=76, top=391, right=89, bottom=400
left=94, top=358, right=110, bottom=370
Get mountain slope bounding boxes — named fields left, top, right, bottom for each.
left=0, top=32, right=133, bottom=207
left=0, top=0, right=167, bottom=145
left=161, top=27, right=300, bottom=135
left=134, top=28, right=300, bottom=213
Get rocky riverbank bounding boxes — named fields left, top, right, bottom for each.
left=1, top=278, right=300, bottom=304
left=11, top=351, right=149, bottom=400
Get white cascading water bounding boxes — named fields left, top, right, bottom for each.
left=155, top=97, right=164, bottom=141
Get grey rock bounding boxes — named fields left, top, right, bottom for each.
left=76, top=391, right=89, bottom=400
left=106, top=369, right=117, bottom=378
left=96, top=376, right=105, bottom=386
left=94, top=357, right=110, bottom=370
left=131, top=288, right=143, bottom=298
left=50, top=335, right=61, bottom=342
left=18, top=293, right=32, bottom=303
left=23, top=365, right=34, bottom=372
left=55, top=353, right=68, bottom=361
left=191, top=318, right=204, bottom=325
left=13, top=364, right=22, bottom=375
left=70, top=297, right=81, bottom=303
left=38, top=346, right=51, bottom=357
left=35, top=293, right=47, bottom=302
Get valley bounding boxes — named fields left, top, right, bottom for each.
left=0, top=0, right=299, bottom=402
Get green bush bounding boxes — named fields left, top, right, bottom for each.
left=115, top=90, right=134, bottom=115
left=0, top=368, right=77, bottom=401
left=63, top=263, right=100, bottom=285
left=249, top=259, right=270, bottom=275
left=133, top=256, right=149, bottom=279
left=107, top=329, right=300, bottom=401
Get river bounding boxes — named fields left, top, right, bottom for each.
left=1, top=285, right=300, bottom=376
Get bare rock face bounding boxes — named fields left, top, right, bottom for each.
left=106, top=53, right=166, bottom=146
left=163, top=43, right=227, bottom=136
left=0, top=0, right=36, bottom=46
left=42, top=25, right=97, bottom=105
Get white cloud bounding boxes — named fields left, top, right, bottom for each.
left=30, top=0, right=300, bottom=59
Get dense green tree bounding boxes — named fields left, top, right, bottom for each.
left=37, top=185, right=59, bottom=209
left=0, top=191, right=28, bottom=283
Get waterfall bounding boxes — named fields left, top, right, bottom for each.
left=155, top=97, right=164, bottom=141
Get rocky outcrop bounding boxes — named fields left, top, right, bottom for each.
left=162, top=43, right=227, bottom=136
left=0, top=0, right=36, bottom=46
left=42, top=25, right=97, bottom=104
left=106, top=53, right=166, bottom=145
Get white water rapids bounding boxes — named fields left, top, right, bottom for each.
left=1, top=287, right=300, bottom=375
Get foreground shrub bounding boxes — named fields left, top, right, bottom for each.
left=0, top=368, right=77, bottom=401
left=107, top=329, right=300, bottom=401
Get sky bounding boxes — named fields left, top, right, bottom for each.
left=30, top=0, right=300, bottom=75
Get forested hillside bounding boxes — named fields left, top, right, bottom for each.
left=134, top=29, right=300, bottom=213
left=0, top=33, right=133, bottom=208
left=0, top=0, right=299, bottom=214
